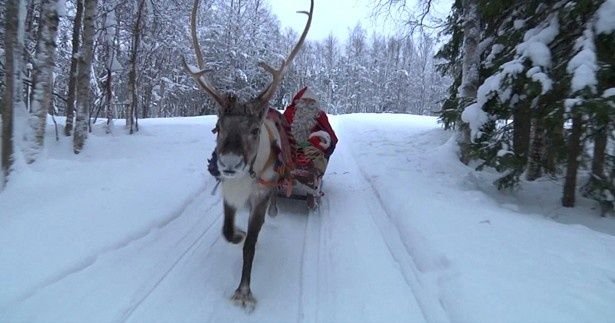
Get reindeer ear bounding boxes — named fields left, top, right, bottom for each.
left=256, top=101, right=269, bottom=121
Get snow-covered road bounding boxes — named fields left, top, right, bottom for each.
left=2, top=115, right=615, bottom=322
left=1, top=116, right=440, bottom=322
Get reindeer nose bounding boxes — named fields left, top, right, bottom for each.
left=218, top=154, right=245, bottom=176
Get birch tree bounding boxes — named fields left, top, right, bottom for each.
left=73, top=0, right=97, bottom=153
left=99, top=5, right=120, bottom=133
left=126, top=0, right=147, bottom=134
left=25, top=0, right=61, bottom=164
left=63, top=0, right=83, bottom=136
left=457, top=0, right=480, bottom=164
left=2, top=0, right=23, bottom=188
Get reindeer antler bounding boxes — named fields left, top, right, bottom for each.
left=256, top=0, right=314, bottom=105
left=182, top=0, right=313, bottom=109
left=181, top=0, right=227, bottom=107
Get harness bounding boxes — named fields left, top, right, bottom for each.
left=243, top=120, right=294, bottom=197
left=253, top=117, right=295, bottom=196
left=248, top=122, right=278, bottom=186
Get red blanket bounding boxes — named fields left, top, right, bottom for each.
left=266, top=109, right=296, bottom=194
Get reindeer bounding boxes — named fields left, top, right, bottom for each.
left=182, top=0, right=313, bottom=312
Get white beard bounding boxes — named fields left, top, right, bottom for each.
left=290, top=100, right=321, bottom=144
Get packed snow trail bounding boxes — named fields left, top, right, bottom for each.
left=1, top=116, right=440, bottom=322
left=2, top=115, right=615, bottom=322
left=102, top=122, right=437, bottom=322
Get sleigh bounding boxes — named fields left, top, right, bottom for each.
left=277, top=151, right=325, bottom=210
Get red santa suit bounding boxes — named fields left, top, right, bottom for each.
left=283, top=87, right=338, bottom=159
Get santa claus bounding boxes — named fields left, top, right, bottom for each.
left=283, top=87, right=338, bottom=174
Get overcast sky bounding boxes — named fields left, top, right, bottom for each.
left=267, top=0, right=453, bottom=42
left=267, top=0, right=398, bottom=41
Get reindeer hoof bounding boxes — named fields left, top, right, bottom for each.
left=224, top=228, right=246, bottom=244
left=231, top=288, right=256, bottom=312
left=268, top=203, right=278, bottom=217
left=268, top=195, right=278, bottom=217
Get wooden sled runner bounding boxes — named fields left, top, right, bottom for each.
left=278, top=157, right=325, bottom=210
left=288, top=165, right=324, bottom=210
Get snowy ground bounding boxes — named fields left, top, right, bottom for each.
left=1, top=114, right=615, bottom=323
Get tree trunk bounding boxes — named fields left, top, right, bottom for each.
left=64, top=0, right=83, bottom=136
left=24, top=0, right=41, bottom=52
left=545, top=112, right=564, bottom=175
left=513, top=103, right=531, bottom=158
left=25, top=0, right=60, bottom=164
left=457, top=0, right=480, bottom=164
left=73, top=0, right=97, bottom=154
left=590, top=123, right=607, bottom=180
left=457, top=123, right=473, bottom=164
left=24, top=0, right=37, bottom=37
left=127, top=0, right=147, bottom=134
left=2, top=0, right=21, bottom=188
left=142, top=88, right=152, bottom=119
left=584, top=120, right=609, bottom=214
left=562, top=114, right=584, bottom=207
left=104, top=15, right=120, bottom=134
left=526, top=114, right=545, bottom=181
left=103, top=67, right=114, bottom=133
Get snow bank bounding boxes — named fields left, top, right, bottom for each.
left=2, top=114, right=615, bottom=322
left=0, top=117, right=214, bottom=308
left=341, top=114, right=615, bottom=323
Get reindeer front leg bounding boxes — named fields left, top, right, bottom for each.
left=223, top=201, right=246, bottom=244
left=231, top=193, right=269, bottom=312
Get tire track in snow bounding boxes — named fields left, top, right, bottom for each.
left=342, top=138, right=451, bottom=323
left=115, top=204, right=223, bottom=323
left=4, top=183, right=212, bottom=309
left=298, top=199, right=324, bottom=323
left=299, top=119, right=430, bottom=322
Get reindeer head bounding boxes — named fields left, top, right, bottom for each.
left=213, top=97, right=268, bottom=178
left=183, top=0, right=313, bottom=179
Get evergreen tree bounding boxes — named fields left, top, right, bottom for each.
left=437, top=0, right=614, bottom=213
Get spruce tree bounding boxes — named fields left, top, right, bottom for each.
left=438, top=0, right=614, bottom=213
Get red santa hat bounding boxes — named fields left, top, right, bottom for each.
left=299, top=87, right=318, bottom=102
left=292, top=86, right=318, bottom=103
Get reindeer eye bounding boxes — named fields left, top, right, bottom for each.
left=250, top=128, right=259, bottom=136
